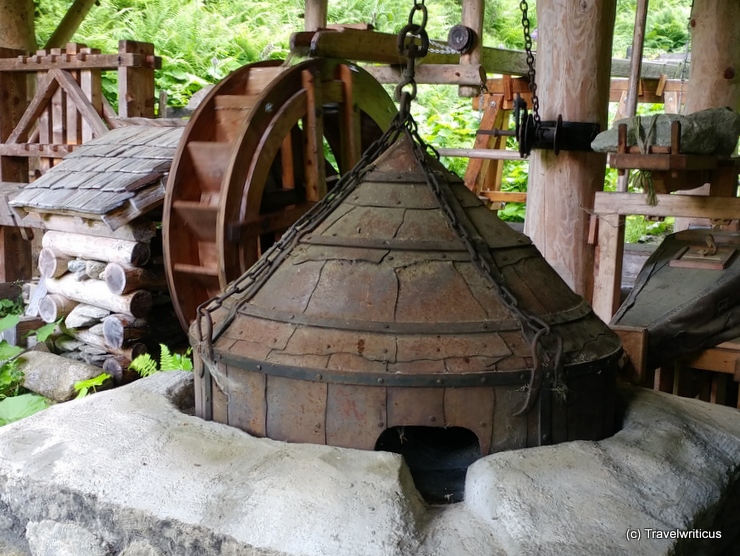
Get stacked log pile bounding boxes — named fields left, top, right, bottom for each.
left=36, top=230, right=185, bottom=382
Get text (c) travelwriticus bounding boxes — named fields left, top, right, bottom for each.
left=626, top=528, right=722, bottom=541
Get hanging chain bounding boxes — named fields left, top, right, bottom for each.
left=519, top=0, right=541, bottom=128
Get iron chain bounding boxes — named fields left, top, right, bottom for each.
left=519, top=0, right=541, bottom=129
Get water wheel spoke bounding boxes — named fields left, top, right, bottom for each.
left=165, top=58, right=397, bottom=330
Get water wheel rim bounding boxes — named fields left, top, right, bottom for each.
left=164, top=58, right=396, bottom=330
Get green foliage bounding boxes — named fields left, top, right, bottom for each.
left=130, top=353, right=158, bottom=377
left=0, top=294, right=23, bottom=319
left=25, top=319, right=61, bottom=344
left=130, top=345, right=193, bottom=377
left=0, top=315, right=25, bottom=400
left=0, top=393, right=50, bottom=426
left=74, top=373, right=112, bottom=398
left=624, top=215, right=673, bottom=244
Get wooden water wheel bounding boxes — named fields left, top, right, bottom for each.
left=163, top=58, right=397, bottom=329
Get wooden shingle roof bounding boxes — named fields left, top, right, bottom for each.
left=10, top=125, right=184, bottom=230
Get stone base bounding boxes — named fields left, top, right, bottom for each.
left=1, top=372, right=739, bottom=556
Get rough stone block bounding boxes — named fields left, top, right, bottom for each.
left=591, top=107, right=740, bottom=155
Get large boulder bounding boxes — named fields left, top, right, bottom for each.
left=0, top=372, right=739, bottom=555
left=591, top=106, right=740, bottom=155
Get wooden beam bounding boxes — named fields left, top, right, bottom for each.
left=5, top=72, right=58, bottom=144
left=0, top=52, right=159, bottom=72
left=593, top=191, right=740, bottom=220
left=44, top=0, right=98, bottom=49
left=366, top=64, right=486, bottom=86
left=290, top=29, right=682, bottom=79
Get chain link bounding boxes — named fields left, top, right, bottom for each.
left=519, top=0, right=541, bottom=128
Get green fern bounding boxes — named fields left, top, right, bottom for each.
left=130, top=344, right=193, bottom=377
left=130, top=353, right=158, bottom=377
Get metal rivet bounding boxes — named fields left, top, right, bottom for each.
left=265, top=103, right=273, bottom=113
left=256, top=365, right=262, bottom=371
left=480, top=377, right=486, bottom=384
left=542, top=434, right=549, bottom=442
left=429, top=416, right=436, bottom=423
left=378, top=422, right=385, bottom=428
left=377, top=377, right=384, bottom=384
left=290, top=314, right=295, bottom=319
left=436, top=378, right=443, bottom=384
left=384, top=324, right=390, bottom=329
left=316, top=373, right=322, bottom=380
left=479, top=421, right=487, bottom=427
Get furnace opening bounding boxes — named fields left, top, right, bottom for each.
left=375, top=426, right=481, bottom=504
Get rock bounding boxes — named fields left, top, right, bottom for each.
left=119, top=540, right=163, bottom=556
left=85, top=261, right=106, bottom=281
left=1, top=375, right=739, bottom=555
left=19, top=351, right=107, bottom=402
left=591, top=106, right=740, bottom=155
left=25, top=520, right=108, bottom=556
left=67, top=259, right=86, bottom=274
left=64, top=304, right=111, bottom=329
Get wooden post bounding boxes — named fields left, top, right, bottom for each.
left=0, top=44, right=32, bottom=284
left=118, top=40, right=155, bottom=118
left=459, top=0, right=484, bottom=97
left=685, top=0, right=740, bottom=113
left=0, top=47, right=28, bottom=182
left=0, top=0, right=36, bottom=51
left=304, top=0, right=328, bottom=32
left=674, top=0, right=740, bottom=232
left=523, top=0, right=616, bottom=301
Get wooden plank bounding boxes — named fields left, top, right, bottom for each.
left=0, top=52, right=159, bottom=72
left=610, top=325, right=648, bottom=385
left=302, top=68, right=326, bottom=202
left=80, top=58, right=102, bottom=142
left=0, top=143, right=77, bottom=157
left=225, top=366, right=266, bottom=436
left=593, top=191, right=740, bottom=220
left=592, top=213, right=625, bottom=323
left=337, top=63, right=361, bottom=173
left=326, top=384, right=386, bottom=450
left=463, top=93, right=504, bottom=193
left=479, top=191, right=527, bottom=203
left=491, top=386, right=528, bottom=452
left=266, top=375, right=327, bottom=444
